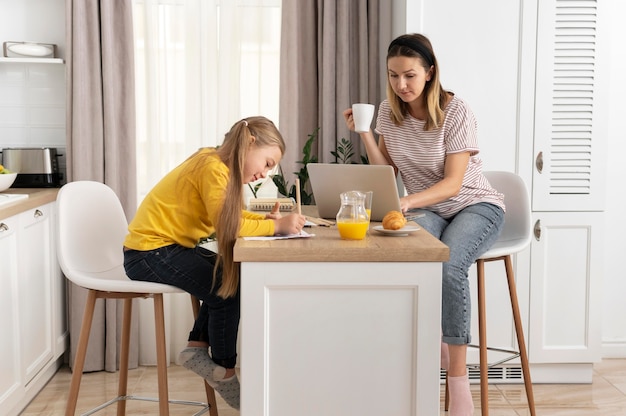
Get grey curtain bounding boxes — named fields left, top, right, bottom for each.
left=279, top=0, right=392, bottom=180
left=65, top=0, right=138, bottom=372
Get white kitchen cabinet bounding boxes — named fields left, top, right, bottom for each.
left=17, top=204, right=55, bottom=383
left=528, top=213, right=603, bottom=368
left=0, top=197, right=67, bottom=416
left=0, top=215, right=22, bottom=414
left=49, top=203, right=67, bottom=358
left=531, top=0, right=609, bottom=213
left=524, top=0, right=606, bottom=382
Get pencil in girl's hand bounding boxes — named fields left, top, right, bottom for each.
left=295, top=178, right=302, bottom=214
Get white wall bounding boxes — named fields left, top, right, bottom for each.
left=0, top=0, right=65, bottom=58
left=602, top=1, right=626, bottom=358
left=413, top=1, right=521, bottom=172
left=0, top=0, right=66, bottom=151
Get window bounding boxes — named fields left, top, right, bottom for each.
left=132, top=0, right=281, bottom=199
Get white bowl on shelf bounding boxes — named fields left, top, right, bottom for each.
left=0, top=173, right=18, bottom=192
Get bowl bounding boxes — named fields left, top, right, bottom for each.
left=0, top=173, right=18, bottom=192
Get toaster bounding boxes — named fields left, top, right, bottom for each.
left=1, top=147, right=65, bottom=188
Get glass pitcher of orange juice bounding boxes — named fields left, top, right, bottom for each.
left=336, top=191, right=370, bottom=240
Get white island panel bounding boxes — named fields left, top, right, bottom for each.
left=240, top=261, right=442, bottom=416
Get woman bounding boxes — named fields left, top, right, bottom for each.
left=343, top=34, right=505, bottom=416
left=123, top=116, right=306, bottom=409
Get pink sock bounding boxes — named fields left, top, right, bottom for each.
left=448, top=373, right=474, bottom=416
left=441, top=340, right=449, bottom=370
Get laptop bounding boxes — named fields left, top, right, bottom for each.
left=307, top=163, right=402, bottom=221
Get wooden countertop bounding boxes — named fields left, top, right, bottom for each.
left=0, top=188, right=59, bottom=220
left=234, top=208, right=449, bottom=263
left=0, top=195, right=450, bottom=263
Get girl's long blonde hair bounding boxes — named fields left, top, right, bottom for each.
left=213, top=116, right=285, bottom=298
left=386, top=33, right=448, bottom=131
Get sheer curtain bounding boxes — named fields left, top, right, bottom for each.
left=131, top=0, right=281, bottom=364
left=133, top=0, right=281, bottom=199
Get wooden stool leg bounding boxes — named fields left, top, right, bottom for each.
left=65, top=289, right=97, bottom=416
left=116, top=298, right=133, bottom=416
left=204, top=381, right=220, bottom=416
left=190, top=295, right=220, bottom=416
left=477, top=259, right=489, bottom=416
left=504, top=256, right=536, bottom=416
left=190, top=295, right=201, bottom=320
left=154, top=294, right=170, bottom=416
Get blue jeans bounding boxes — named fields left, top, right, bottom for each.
left=411, top=202, right=504, bottom=345
left=123, top=245, right=239, bottom=368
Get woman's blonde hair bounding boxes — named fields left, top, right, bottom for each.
left=213, top=116, right=285, bottom=298
left=386, top=33, right=448, bottom=130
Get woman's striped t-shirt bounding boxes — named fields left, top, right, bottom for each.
left=375, top=96, right=505, bottom=219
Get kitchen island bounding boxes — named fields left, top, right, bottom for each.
left=234, top=217, right=449, bottom=416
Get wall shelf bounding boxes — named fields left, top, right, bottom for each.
left=0, top=57, right=64, bottom=64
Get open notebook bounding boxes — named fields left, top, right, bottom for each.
left=248, top=197, right=295, bottom=212
left=308, top=163, right=402, bottom=221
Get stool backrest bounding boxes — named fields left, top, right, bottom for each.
left=483, top=171, right=532, bottom=249
left=57, top=181, right=128, bottom=278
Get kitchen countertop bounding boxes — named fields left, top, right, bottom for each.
left=234, top=223, right=449, bottom=263
left=234, top=205, right=449, bottom=263
left=0, top=188, right=60, bottom=221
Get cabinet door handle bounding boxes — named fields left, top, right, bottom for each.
left=34, top=209, right=43, bottom=218
left=535, top=151, right=543, bottom=173
left=0, top=223, right=8, bottom=232
left=533, top=219, right=541, bottom=241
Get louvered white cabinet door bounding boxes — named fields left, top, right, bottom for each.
left=532, top=0, right=609, bottom=211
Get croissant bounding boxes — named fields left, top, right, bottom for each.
left=382, top=210, right=407, bottom=230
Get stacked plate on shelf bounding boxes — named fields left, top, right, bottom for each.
left=3, top=41, right=56, bottom=58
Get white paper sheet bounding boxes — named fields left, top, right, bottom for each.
left=243, top=230, right=315, bottom=241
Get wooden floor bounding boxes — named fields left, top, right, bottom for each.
left=22, top=359, right=626, bottom=415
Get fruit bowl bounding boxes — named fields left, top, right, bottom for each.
left=0, top=173, right=18, bottom=192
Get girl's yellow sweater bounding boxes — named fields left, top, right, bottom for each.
left=124, top=148, right=274, bottom=250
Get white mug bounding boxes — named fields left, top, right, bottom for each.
left=352, top=103, right=375, bottom=133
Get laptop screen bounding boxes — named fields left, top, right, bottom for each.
left=307, top=163, right=402, bottom=221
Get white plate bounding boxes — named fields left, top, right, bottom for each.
left=372, top=225, right=420, bottom=236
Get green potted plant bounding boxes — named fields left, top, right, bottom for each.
left=331, top=137, right=369, bottom=165
left=272, top=128, right=318, bottom=205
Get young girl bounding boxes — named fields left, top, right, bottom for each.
left=123, top=116, right=306, bottom=409
left=344, top=34, right=505, bottom=416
